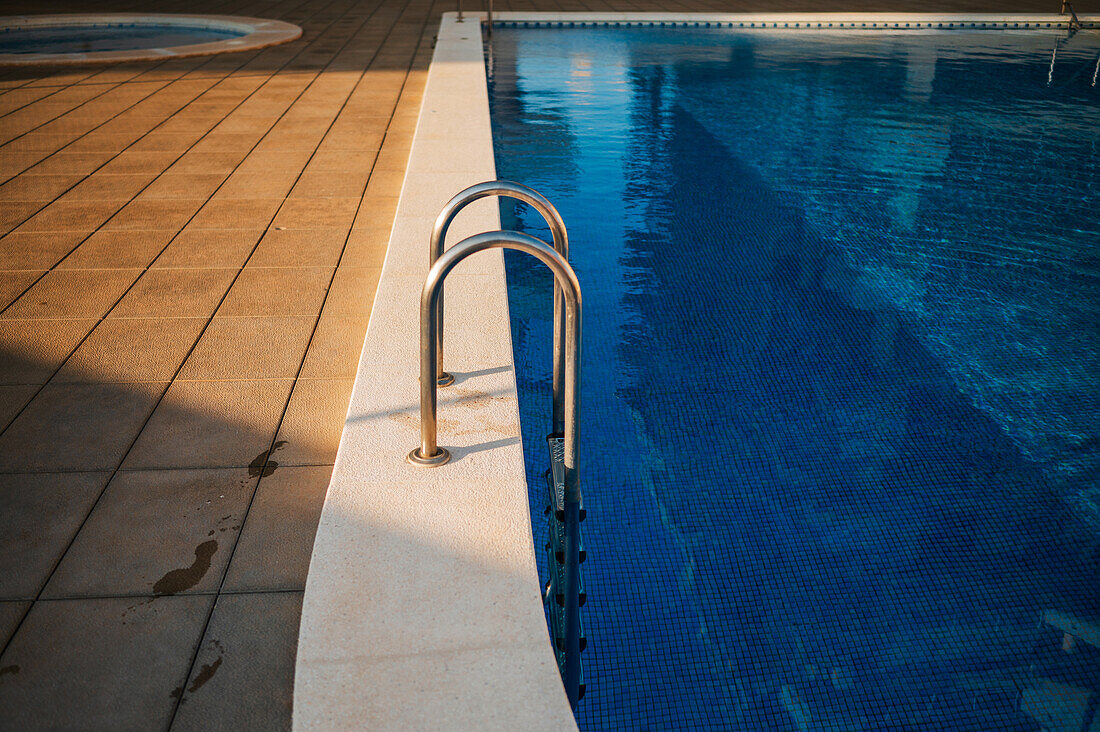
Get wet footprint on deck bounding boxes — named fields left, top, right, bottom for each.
left=153, top=540, right=218, bottom=596
left=248, top=440, right=287, bottom=478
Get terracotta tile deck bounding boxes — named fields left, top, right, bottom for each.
left=0, top=0, right=1088, bottom=727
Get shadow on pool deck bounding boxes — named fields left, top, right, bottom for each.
left=0, top=345, right=334, bottom=728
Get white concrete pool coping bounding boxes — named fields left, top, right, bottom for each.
left=294, top=12, right=576, bottom=730
left=294, top=12, right=1097, bottom=729
left=0, top=13, right=302, bottom=66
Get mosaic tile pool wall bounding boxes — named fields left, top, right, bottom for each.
left=488, top=25, right=1100, bottom=730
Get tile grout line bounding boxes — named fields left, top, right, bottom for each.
left=0, top=0, right=317, bottom=188
left=162, top=0, right=422, bottom=722
left=0, top=58, right=207, bottom=184
left=0, top=54, right=241, bottom=281
left=3, top=587, right=308, bottom=604
left=0, top=69, right=101, bottom=121
left=0, top=0, right=355, bottom=434
left=0, top=60, right=154, bottom=124
left=0, top=0, right=379, bottom=671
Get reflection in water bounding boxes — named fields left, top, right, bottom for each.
left=489, top=27, right=1100, bottom=730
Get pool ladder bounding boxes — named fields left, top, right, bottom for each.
left=407, top=181, right=587, bottom=708
left=1061, top=0, right=1082, bottom=32
left=456, top=0, right=493, bottom=37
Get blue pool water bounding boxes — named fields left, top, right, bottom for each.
left=487, top=27, right=1100, bottom=730
left=0, top=24, right=244, bottom=54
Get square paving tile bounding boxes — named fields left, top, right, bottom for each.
left=189, top=199, right=282, bottom=230
left=0, top=270, right=44, bottom=311
left=178, top=316, right=315, bottom=380
left=0, top=202, right=45, bottom=236
left=110, top=268, right=237, bottom=319
left=15, top=199, right=121, bottom=233
left=18, top=153, right=107, bottom=179
left=0, top=381, right=167, bottom=472
left=288, top=170, right=366, bottom=199
left=216, top=267, right=333, bottom=317
left=234, top=150, right=312, bottom=174
left=0, top=602, right=29, bottom=649
left=223, top=466, right=331, bottom=592
left=340, top=226, right=389, bottom=267
left=1, top=269, right=141, bottom=320
left=273, top=379, right=355, bottom=467
left=139, top=173, right=226, bottom=200
left=298, top=315, right=369, bottom=379
left=0, top=472, right=110, bottom=599
left=351, top=195, right=399, bottom=229
left=57, top=229, right=175, bottom=269
left=62, top=171, right=160, bottom=201
left=55, top=317, right=206, bottom=383
left=0, top=595, right=214, bottom=730
left=109, top=149, right=200, bottom=176
left=249, top=228, right=347, bottom=268
left=307, top=150, right=376, bottom=173
left=153, top=228, right=263, bottom=269
left=215, top=172, right=297, bottom=200
left=0, top=318, right=96, bottom=384
left=190, top=132, right=262, bottom=155
left=319, top=266, right=381, bottom=318
left=101, top=199, right=204, bottom=232
left=129, top=131, right=204, bottom=154
left=0, top=385, right=36, bottom=430
left=171, top=592, right=302, bottom=731
left=43, top=468, right=255, bottom=599
left=0, top=174, right=82, bottom=202
left=361, top=168, right=405, bottom=197
left=270, top=198, right=360, bottom=230
left=123, top=378, right=295, bottom=470
left=371, top=145, right=409, bottom=173
left=0, top=231, right=86, bottom=270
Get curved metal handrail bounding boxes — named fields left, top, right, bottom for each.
left=430, top=181, right=570, bottom=430
left=407, top=230, right=585, bottom=706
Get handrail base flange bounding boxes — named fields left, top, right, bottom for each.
left=407, top=447, right=451, bottom=466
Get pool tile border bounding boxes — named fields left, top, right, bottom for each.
left=487, top=11, right=1098, bottom=29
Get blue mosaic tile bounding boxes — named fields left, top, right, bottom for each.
left=488, top=26, right=1100, bottom=730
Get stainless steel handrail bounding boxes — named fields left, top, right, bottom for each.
left=429, top=181, right=570, bottom=430
left=1062, top=0, right=1082, bottom=31
left=409, top=229, right=580, bottom=470
left=406, top=230, right=585, bottom=706
left=453, top=0, right=491, bottom=34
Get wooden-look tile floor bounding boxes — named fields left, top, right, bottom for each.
left=0, top=0, right=1089, bottom=727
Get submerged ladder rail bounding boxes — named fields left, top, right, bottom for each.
left=407, top=229, right=586, bottom=708
left=1061, top=0, right=1082, bottom=31
left=430, top=181, right=569, bottom=430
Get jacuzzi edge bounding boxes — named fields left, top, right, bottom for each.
left=293, top=12, right=577, bottom=730
left=0, top=13, right=302, bottom=66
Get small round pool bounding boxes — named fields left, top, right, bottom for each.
left=0, top=24, right=244, bottom=55
left=0, top=14, right=301, bottom=65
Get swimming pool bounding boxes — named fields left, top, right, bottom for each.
left=488, top=24, right=1100, bottom=730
